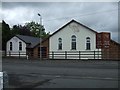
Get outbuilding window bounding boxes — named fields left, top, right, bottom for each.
left=58, top=38, right=62, bottom=50
left=10, top=42, right=12, bottom=51
left=86, top=37, right=91, bottom=50
left=71, top=35, right=76, bottom=50
left=19, top=42, right=22, bottom=51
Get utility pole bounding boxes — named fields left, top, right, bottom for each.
left=38, top=13, right=42, bottom=59
left=38, top=13, right=42, bottom=25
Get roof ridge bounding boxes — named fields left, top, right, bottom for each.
left=16, top=34, right=40, bottom=39
left=110, top=39, right=120, bottom=45
left=15, top=34, right=41, bottom=48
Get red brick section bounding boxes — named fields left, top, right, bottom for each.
left=41, top=39, right=49, bottom=59
left=96, top=32, right=110, bottom=49
left=96, top=32, right=120, bottom=60
left=33, top=47, right=39, bottom=59
left=26, top=48, right=34, bottom=59
left=102, top=40, right=120, bottom=60
left=30, top=38, right=49, bottom=59
left=108, top=40, right=120, bottom=60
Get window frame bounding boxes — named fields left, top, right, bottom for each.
left=19, top=42, right=22, bottom=51
left=86, top=37, right=91, bottom=50
left=10, top=42, right=12, bottom=51
left=71, top=35, right=76, bottom=50
left=58, top=38, right=62, bottom=50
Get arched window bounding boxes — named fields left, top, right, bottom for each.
left=10, top=42, right=12, bottom=51
left=58, top=38, right=62, bottom=50
left=71, top=35, right=76, bottom=50
left=19, top=42, right=22, bottom=50
left=86, top=37, right=91, bottom=50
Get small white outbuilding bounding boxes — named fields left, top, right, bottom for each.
left=6, top=35, right=40, bottom=57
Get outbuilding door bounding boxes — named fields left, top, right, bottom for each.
left=41, top=47, right=47, bottom=58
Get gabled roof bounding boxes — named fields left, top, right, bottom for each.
left=50, top=19, right=97, bottom=38
left=41, top=19, right=120, bottom=48
left=16, top=35, right=41, bottom=48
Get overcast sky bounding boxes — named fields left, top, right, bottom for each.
left=1, top=2, right=119, bottom=42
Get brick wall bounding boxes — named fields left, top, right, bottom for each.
left=30, top=38, right=49, bottom=59
left=102, top=40, right=120, bottom=60
left=41, top=39, right=49, bottom=58
left=33, top=46, right=39, bottom=59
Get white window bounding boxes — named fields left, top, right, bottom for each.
left=71, top=35, right=76, bottom=50
left=19, top=42, right=22, bottom=51
left=58, top=38, right=62, bottom=50
left=86, top=37, right=91, bottom=50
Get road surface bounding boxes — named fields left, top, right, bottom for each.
left=2, top=58, right=119, bottom=88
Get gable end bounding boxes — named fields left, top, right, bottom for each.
left=50, top=19, right=97, bottom=38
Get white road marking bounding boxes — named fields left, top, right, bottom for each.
left=40, top=74, right=117, bottom=80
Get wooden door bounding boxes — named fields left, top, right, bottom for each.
left=41, top=47, right=47, bottom=58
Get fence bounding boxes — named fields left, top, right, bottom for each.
left=2, top=50, right=120, bottom=60
left=2, top=51, right=27, bottom=59
left=49, top=50, right=102, bottom=60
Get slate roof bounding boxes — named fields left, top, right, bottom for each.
left=16, top=35, right=41, bottom=48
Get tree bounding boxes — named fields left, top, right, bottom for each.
left=20, top=26, right=32, bottom=36
left=2, top=20, right=50, bottom=50
left=11, top=24, right=32, bottom=37
left=2, top=20, right=11, bottom=50
left=25, top=21, right=50, bottom=39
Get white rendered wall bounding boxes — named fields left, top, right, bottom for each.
left=6, top=36, right=26, bottom=56
left=49, top=22, right=101, bottom=59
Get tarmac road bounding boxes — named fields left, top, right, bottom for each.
left=2, top=58, right=119, bottom=88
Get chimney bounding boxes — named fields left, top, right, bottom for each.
left=96, top=32, right=110, bottom=49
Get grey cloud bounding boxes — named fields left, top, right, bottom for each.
left=2, top=2, right=53, bottom=10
